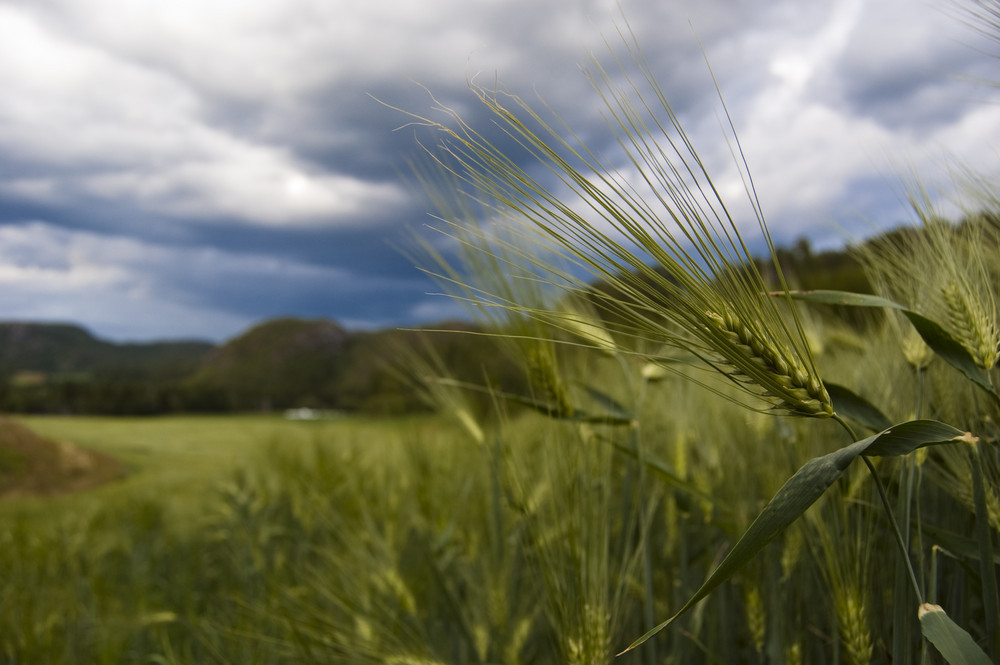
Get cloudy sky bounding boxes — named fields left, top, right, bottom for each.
left=0, top=0, right=998, bottom=342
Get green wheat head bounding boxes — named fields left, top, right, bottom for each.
left=401, top=29, right=831, bottom=419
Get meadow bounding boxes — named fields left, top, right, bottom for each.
left=1, top=413, right=477, bottom=663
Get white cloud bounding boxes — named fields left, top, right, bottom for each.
left=0, top=3, right=408, bottom=227
left=0, top=221, right=410, bottom=340
left=665, top=0, right=1000, bottom=237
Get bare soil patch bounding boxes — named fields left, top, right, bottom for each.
left=0, top=417, right=124, bottom=498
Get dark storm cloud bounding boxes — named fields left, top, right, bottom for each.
left=802, top=5, right=997, bottom=131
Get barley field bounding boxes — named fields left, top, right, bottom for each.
left=6, top=14, right=1000, bottom=665
left=2, top=281, right=998, bottom=664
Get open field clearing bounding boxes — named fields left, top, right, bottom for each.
left=2, top=413, right=486, bottom=664
left=2, top=414, right=438, bottom=519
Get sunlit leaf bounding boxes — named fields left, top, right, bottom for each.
left=919, top=603, right=993, bottom=665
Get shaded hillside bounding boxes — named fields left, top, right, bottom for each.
left=0, top=322, right=213, bottom=381
left=187, top=318, right=525, bottom=414
left=329, top=323, right=527, bottom=413
left=0, top=317, right=524, bottom=415
left=186, top=318, right=349, bottom=411
left=0, top=323, right=216, bottom=414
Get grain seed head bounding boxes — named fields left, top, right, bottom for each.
left=401, top=27, right=831, bottom=420
left=942, top=281, right=1000, bottom=370
left=707, top=308, right=833, bottom=417
left=859, top=197, right=1000, bottom=372
left=835, top=585, right=873, bottom=665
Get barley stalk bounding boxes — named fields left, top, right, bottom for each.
left=941, top=282, right=1000, bottom=370
left=901, top=326, right=934, bottom=370
left=836, top=585, right=872, bottom=665
left=565, top=602, right=612, bottom=665
left=780, top=524, right=803, bottom=582
left=398, top=28, right=832, bottom=422
left=526, top=345, right=574, bottom=415
left=785, top=641, right=803, bottom=665
left=742, top=583, right=766, bottom=654
left=505, top=616, right=534, bottom=665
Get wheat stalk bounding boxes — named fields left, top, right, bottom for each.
left=941, top=281, right=1000, bottom=370
left=836, top=585, right=873, bottom=665
left=399, top=28, right=831, bottom=420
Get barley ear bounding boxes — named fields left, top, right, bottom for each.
left=707, top=308, right=833, bottom=417
left=941, top=282, right=1000, bottom=370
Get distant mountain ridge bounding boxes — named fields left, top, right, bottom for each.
left=0, top=322, right=214, bottom=380
left=0, top=316, right=518, bottom=415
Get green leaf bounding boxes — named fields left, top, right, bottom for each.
left=782, top=290, right=998, bottom=402
left=863, top=420, right=972, bottom=456
left=825, top=382, right=892, bottom=432
left=428, top=377, right=633, bottom=425
left=777, top=289, right=901, bottom=309
left=919, top=603, right=993, bottom=665
left=901, top=310, right=997, bottom=400
left=620, top=419, right=971, bottom=655
left=969, top=441, right=1000, bottom=658
left=580, top=384, right=633, bottom=420
left=612, top=443, right=725, bottom=511
left=920, top=524, right=1000, bottom=565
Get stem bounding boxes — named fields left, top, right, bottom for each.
left=895, top=457, right=917, bottom=663
left=861, top=454, right=924, bottom=603
left=629, top=358, right=658, bottom=665
left=970, top=440, right=999, bottom=660
left=915, top=366, right=924, bottom=419
left=832, top=414, right=925, bottom=604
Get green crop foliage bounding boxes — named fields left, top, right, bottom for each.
left=5, top=9, right=1000, bottom=665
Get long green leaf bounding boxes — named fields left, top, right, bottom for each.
left=781, top=290, right=999, bottom=402
left=920, top=523, right=1000, bottom=565
left=970, top=441, right=1000, bottom=658
left=825, top=382, right=892, bottom=432
left=580, top=384, right=633, bottom=420
left=620, top=419, right=970, bottom=654
left=428, top=377, right=634, bottom=425
left=612, top=443, right=726, bottom=510
left=864, top=421, right=975, bottom=456
left=919, top=603, right=993, bottom=665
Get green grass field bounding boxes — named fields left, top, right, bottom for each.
left=1, top=413, right=481, bottom=664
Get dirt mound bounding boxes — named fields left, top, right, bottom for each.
left=0, top=418, right=124, bottom=498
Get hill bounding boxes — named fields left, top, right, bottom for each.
left=0, top=322, right=213, bottom=382
left=187, top=317, right=524, bottom=413
left=0, top=234, right=879, bottom=416
left=186, top=318, right=349, bottom=411
left=0, top=317, right=524, bottom=415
